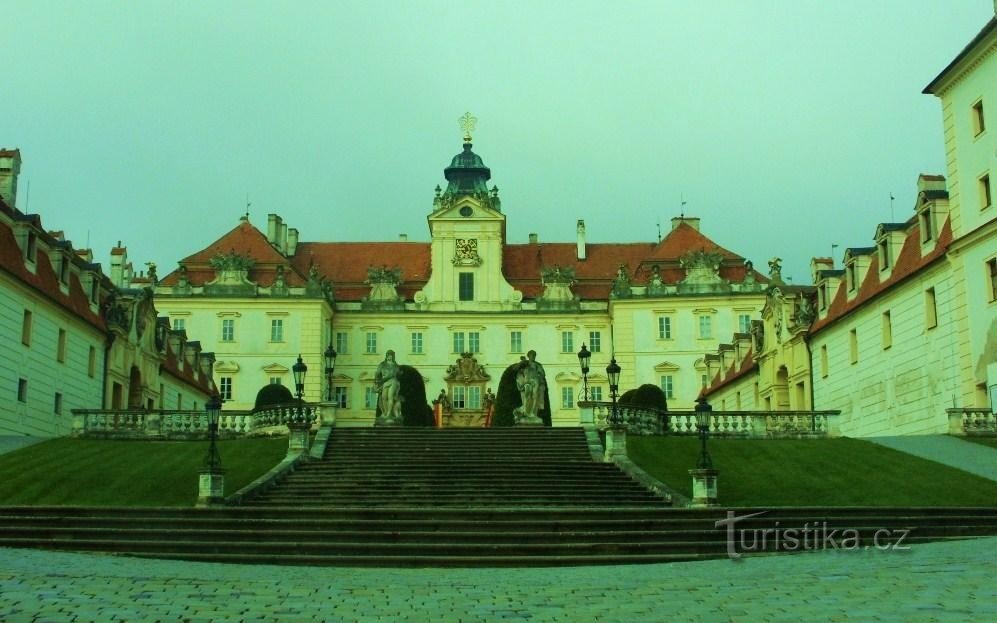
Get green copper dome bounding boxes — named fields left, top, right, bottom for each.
left=443, top=141, right=491, bottom=196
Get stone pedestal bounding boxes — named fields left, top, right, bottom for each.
left=688, top=468, right=719, bottom=507
left=197, top=468, right=226, bottom=507
left=319, top=403, right=337, bottom=426
left=604, top=426, right=627, bottom=462
left=287, top=421, right=312, bottom=456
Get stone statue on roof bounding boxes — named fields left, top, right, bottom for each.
left=611, top=264, right=632, bottom=298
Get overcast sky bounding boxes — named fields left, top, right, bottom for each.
left=3, top=1, right=993, bottom=285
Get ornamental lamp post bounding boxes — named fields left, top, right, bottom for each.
left=577, top=343, right=591, bottom=401
left=292, top=355, right=308, bottom=402
left=603, top=357, right=626, bottom=461
left=197, top=393, right=225, bottom=507
left=324, top=344, right=337, bottom=402
left=689, top=395, right=719, bottom=507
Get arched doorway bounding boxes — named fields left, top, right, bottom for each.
left=773, top=365, right=790, bottom=411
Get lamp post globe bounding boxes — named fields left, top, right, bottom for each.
left=694, top=396, right=714, bottom=469
left=292, top=355, right=308, bottom=402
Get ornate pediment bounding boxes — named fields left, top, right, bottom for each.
left=205, top=251, right=256, bottom=296
left=362, top=265, right=404, bottom=311
left=538, top=265, right=579, bottom=310
left=445, top=353, right=490, bottom=383
left=677, top=250, right=730, bottom=294
left=452, top=238, right=482, bottom=266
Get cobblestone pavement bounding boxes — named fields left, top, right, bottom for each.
left=1, top=536, right=995, bottom=622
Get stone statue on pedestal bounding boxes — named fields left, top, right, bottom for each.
left=514, top=350, right=547, bottom=425
left=375, top=350, right=402, bottom=425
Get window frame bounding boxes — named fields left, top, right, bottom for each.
left=219, top=377, right=233, bottom=401
left=658, top=316, right=672, bottom=340
left=458, top=272, right=474, bottom=301
left=925, top=287, right=938, bottom=330
left=270, top=319, right=284, bottom=342
left=221, top=319, right=235, bottom=342
left=365, top=331, right=377, bottom=354
left=972, top=99, right=985, bottom=136
left=561, top=330, right=574, bottom=353
left=411, top=331, right=424, bottom=354
left=22, top=310, right=32, bottom=346
left=588, top=331, right=601, bottom=352
left=510, top=330, right=523, bottom=353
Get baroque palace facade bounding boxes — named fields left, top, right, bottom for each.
left=151, top=128, right=770, bottom=425
left=703, top=13, right=997, bottom=436
left=0, top=149, right=216, bottom=436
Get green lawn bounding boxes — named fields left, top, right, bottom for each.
left=960, top=436, right=997, bottom=450
left=0, top=437, right=288, bottom=507
left=627, top=436, right=997, bottom=507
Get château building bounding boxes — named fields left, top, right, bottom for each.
left=153, top=130, right=770, bottom=425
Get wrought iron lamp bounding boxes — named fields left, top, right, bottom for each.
left=204, top=393, right=223, bottom=472
left=292, top=355, right=308, bottom=402
left=577, top=343, right=591, bottom=401
left=694, top=396, right=713, bottom=469
left=606, top=357, right=621, bottom=426
left=324, top=344, right=337, bottom=402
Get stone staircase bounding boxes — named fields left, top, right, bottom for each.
left=0, top=427, right=996, bottom=566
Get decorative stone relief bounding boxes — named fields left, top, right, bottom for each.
left=452, top=238, right=482, bottom=266
left=647, top=265, right=667, bottom=296
left=445, top=353, right=490, bottom=383
left=304, top=262, right=333, bottom=300
left=676, top=250, right=730, bottom=295
left=205, top=251, right=256, bottom=296
left=768, top=257, right=784, bottom=284
left=611, top=264, right=632, bottom=298
left=270, top=264, right=290, bottom=298
left=362, top=266, right=404, bottom=311
left=173, top=265, right=192, bottom=296
left=750, top=319, right=765, bottom=353
left=538, top=265, right=579, bottom=310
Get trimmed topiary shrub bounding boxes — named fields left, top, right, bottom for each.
left=253, top=383, right=294, bottom=410
left=621, top=383, right=668, bottom=411
left=398, top=364, right=434, bottom=427
left=492, top=361, right=552, bottom=427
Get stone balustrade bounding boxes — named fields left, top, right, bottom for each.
left=947, top=408, right=997, bottom=436
left=72, top=403, right=321, bottom=440
left=578, top=402, right=840, bottom=438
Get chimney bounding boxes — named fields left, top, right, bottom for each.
left=528, top=233, right=538, bottom=244
left=916, top=174, right=946, bottom=194
left=267, top=214, right=280, bottom=244
left=398, top=233, right=408, bottom=242
left=287, top=227, right=299, bottom=256
left=810, top=257, right=834, bottom=283
left=110, top=243, right=127, bottom=287
left=576, top=220, right=586, bottom=260
left=671, top=216, right=700, bottom=231
left=278, top=221, right=288, bottom=254
left=0, top=148, right=22, bottom=208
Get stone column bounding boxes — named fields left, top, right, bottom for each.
left=604, top=426, right=627, bottom=462
left=688, top=468, right=719, bottom=507
left=197, top=468, right=226, bottom=507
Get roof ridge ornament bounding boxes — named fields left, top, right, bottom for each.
left=458, top=112, right=477, bottom=143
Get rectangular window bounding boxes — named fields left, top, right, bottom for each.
left=988, top=258, right=997, bottom=302
left=57, top=329, right=67, bottom=363
left=925, top=287, right=938, bottom=329
left=849, top=329, right=858, bottom=364
left=221, top=319, right=235, bottom=342
left=364, top=386, right=377, bottom=409
left=510, top=331, right=523, bottom=353
left=333, top=386, right=348, bottom=409
left=365, top=331, right=377, bottom=354
left=698, top=315, right=713, bottom=339
left=658, top=316, right=671, bottom=339
left=820, top=344, right=829, bottom=378
left=17, top=378, right=27, bottom=403
left=468, top=386, right=481, bottom=409
left=54, top=392, right=63, bottom=415
left=738, top=314, right=751, bottom=334
left=22, top=310, right=32, bottom=346
left=921, top=211, right=934, bottom=243
left=89, top=278, right=99, bottom=303
left=59, top=256, right=70, bottom=284
left=335, top=331, right=349, bottom=355
left=458, top=272, right=474, bottom=301
left=270, top=319, right=284, bottom=342
left=468, top=331, right=480, bottom=353
left=411, top=332, right=423, bottom=354
left=561, top=386, right=574, bottom=409
left=452, top=386, right=466, bottom=409
left=588, top=331, right=601, bottom=352
left=88, top=345, right=97, bottom=377
left=660, top=375, right=674, bottom=400
left=26, top=233, right=37, bottom=263
left=882, top=311, right=892, bottom=349
left=981, top=173, right=992, bottom=210
left=270, top=377, right=282, bottom=385
left=847, top=264, right=857, bottom=291
left=589, top=386, right=603, bottom=402
left=878, top=239, right=890, bottom=270
left=172, top=318, right=185, bottom=332
left=219, top=377, right=233, bottom=401
left=453, top=332, right=465, bottom=353
left=972, top=99, right=986, bottom=136
left=561, top=331, right=574, bottom=353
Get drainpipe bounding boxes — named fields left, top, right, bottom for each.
left=804, top=333, right=815, bottom=411
left=102, top=333, right=115, bottom=408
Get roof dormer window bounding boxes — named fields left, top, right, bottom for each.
left=25, top=232, right=37, bottom=263
left=846, top=263, right=857, bottom=291
left=59, top=255, right=70, bottom=285
left=878, top=238, right=890, bottom=270
left=920, top=209, right=934, bottom=243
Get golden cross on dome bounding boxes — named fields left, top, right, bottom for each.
left=458, top=112, right=478, bottom=142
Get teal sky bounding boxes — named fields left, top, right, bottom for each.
left=2, top=1, right=993, bottom=284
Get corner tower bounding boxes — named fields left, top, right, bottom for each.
left=416, top=114, right=520, bottom=311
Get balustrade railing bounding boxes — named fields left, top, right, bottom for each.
left=578, top=402, right=840, bottom=438
left=947, top=408, right=997, bottom=436
left=72, top=403, right=319, bottom=439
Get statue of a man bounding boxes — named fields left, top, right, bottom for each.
left=375, top=350, right=402, bottom=422
left=514, top=350, right=547, bottom=424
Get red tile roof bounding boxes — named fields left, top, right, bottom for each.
left=703, top=348, right=757, bottom=397
left=161, top=220, right=764, bottom=301
left=810, top=216, right=953, bottom=335
left=0, top=148, right=21, bottom=158
left=0, top=199, right=106, bottom=332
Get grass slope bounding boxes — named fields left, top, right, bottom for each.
left=627, top=436, right=997, bottom=507
left=0, top=437, right=287, bottom=507
left=960, top=436, right=997, bottom=450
